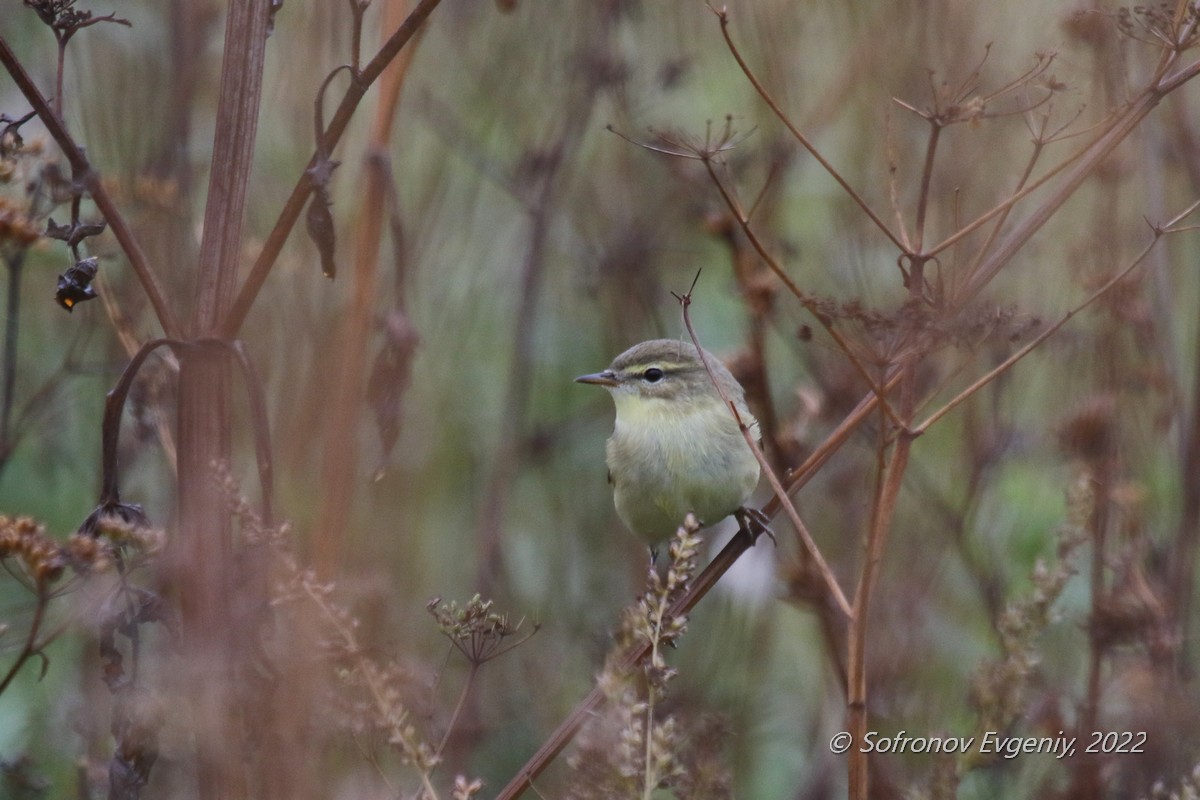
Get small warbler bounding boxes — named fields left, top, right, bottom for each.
left=576, top=339, right=761, bottom=545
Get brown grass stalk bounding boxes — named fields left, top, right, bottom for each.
left=315, top=0, right=423, bottom=574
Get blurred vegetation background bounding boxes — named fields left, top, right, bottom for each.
left=3, top=0, right=1200, bottom=798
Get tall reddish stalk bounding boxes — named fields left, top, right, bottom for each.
left=174, top=0, right=270, bottom=795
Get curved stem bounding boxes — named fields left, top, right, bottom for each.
left=100, top=339, right=181, bottom=503
left=711, top=6, right=906, bottom=253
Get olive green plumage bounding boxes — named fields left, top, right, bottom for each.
left=576, top=339, right=761, bottom=544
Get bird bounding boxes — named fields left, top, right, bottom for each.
left=576, top=338, right=763, bottom=548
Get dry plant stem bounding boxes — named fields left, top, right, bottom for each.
left=677, top=295, right=854, bottom=618
left=957, top=90, right=1160, bottom=303
left=710, top=6, right=904, bottom=252
left=315, top=0, right=421, bottom=573
left=492, top=529, right=758, bottom=800
left=0, top=580, right=49, bottom=696
left=100, top=339, right=177, bottom=503
left=848, top=425, right=914, bottom=800
left=176, top=0, right=271, bottom=795
left=955, top=48, right=1200, bottom=303
left=912, top=122, right=941, bottom=254
left=301, top=578, right=440, bottom=800
left=0, top=37, right=181, bottom=339
left=715, top=3, right=1200, bottom=285
left=843, top=205, right=925, bottom=796
left=885, top=112, right=914, bottom=252
left=642, top=598, right=669, bottom=800
left=701, top=160, right=908, bottom=432
left=435, top=662, right=479, bottom=762
left=220, top=0, right=443, bottom=338
left=95, top=270, right=179, bottom=478
left=958, top=137, right=1044, bottom=289
left=914, top=200, right=1200, bottom=435
left=1, top=254, right=23, bottom=457
left=227, top=340, right=276, bottom=525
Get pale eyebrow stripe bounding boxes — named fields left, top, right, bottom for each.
left=623, top=360, right=695, bottom=374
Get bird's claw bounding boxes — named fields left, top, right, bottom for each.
left=735, top=506, right=777, bottom=546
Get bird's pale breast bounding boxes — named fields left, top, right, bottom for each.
left=606, top=394, right=760, bottom=543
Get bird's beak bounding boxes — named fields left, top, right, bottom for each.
left=575, top=370, right=619, bottom=387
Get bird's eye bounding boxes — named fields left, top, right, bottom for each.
left=643, top=367, right=664, bottom=383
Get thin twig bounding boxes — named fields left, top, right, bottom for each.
left=0, top=253, right=24, bottom=461
left=220, top=0, right=444, bottom=337
left=0, top=580, right=49, bottom=696
left=710, top=5, right=906, bottom=253
left=434, top=662, right=479, bottom=761
left=491, top=527, right=759, bottom=800
left=676, top=289, right=854, bottom=618
left=952, top=54, right=1200, bottom=304
left=94, top=269, right=179, bottom=479
left=912, top=122, right=941, bottom=254
left=700, top=158, right=909, bottom=431
left=915, top=198, right=1200, bottom=435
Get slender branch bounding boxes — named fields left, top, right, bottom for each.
left=884, top=111, right=914, bottom=252
left=912, top=122, right=941, bottom=254
left=952, top=65, right=1199, bottom=305
left=1, top=253, right=24, bottom=460
left=915, top=198, right=1200, bottom=435
left=700, top=159, right=908, bottom=431
left=677, top=292, right=853, bottom=618
left=94, top=269, right=179, bottom=479
left=220, top=0, right=444, bottom=337
left=491, top=527, right=759, bottom=800
left=0, top=36, right=181, bottom=339
left=847, top=425, right=914, bottom=800
left=101, top=339, right=181, bottom=503
left=956, top=133, right=1046, bottom=297
left=0, top=580, right=49, bottom=696
left=710, top=6, right=906, bottom=253
left=226, top=340, right=276, bottom=526
left=434, top=662, right=479, bottom=761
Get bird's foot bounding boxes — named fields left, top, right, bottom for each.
left=735, top=506, right=777, bottom=546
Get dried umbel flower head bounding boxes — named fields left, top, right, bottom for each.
left=0, top=515, right=67, bottom=583
left=427, top=594, right=537, bottom=665
left=1116, top=2, right=1200, bottom=50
